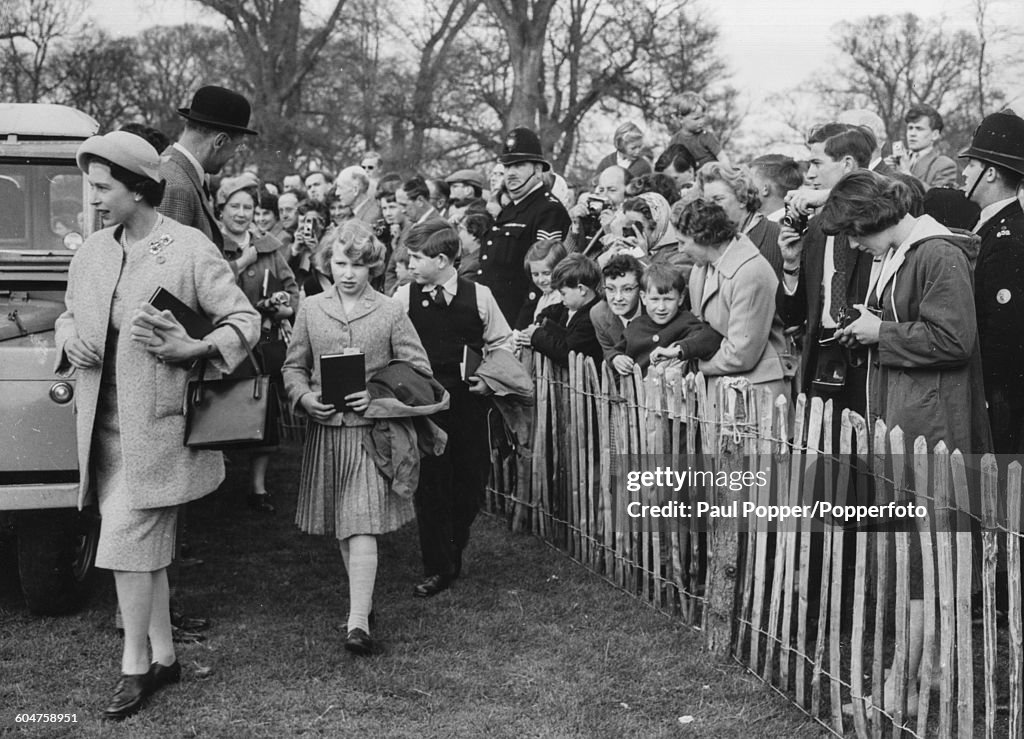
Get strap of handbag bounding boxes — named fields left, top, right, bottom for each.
left=190, top=322, right=266, bottom=405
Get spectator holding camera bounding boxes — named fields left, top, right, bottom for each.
left=567, top=165, right=631, bottom=256
left=749, top=154, right=804, bottom=223
left=885, top=103, right=958, bottom=189
left=776, top=122, right=876, bottom=416
left=822, top=169, right=990, bottom=718
left=288, top=199, right=329, bottom=285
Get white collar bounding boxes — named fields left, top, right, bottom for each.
left=871, top=215, right=950, bottom=301
left=172, top=142, right=205, bottom=182
left=975, top=196, right=1018, bottom=233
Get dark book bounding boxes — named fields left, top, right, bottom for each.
left=148, top=287, right=215, bottom=339
left=460, top=345, right=483, bottom=382
left=320, top=351, right=366, bottom=408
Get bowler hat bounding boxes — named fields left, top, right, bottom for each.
left=958, top=111, right=1024, bottom=175
left=178, top=86, right=258, bottom=136
left=498, top=127, right=551, bottom=171
left=445, top=168, right=485, bottom=189
left=76, top=131, right=162, bottom=182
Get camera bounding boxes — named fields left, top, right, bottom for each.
left=780, top=207, right=809, bottom=236
left=620, top=223, right=639, bottom=241
left=373, top=218, right=392, bottom=248
left=586, top=194, right=611, bottom=215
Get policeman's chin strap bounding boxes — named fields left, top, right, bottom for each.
left=965, top=167, right=984, bottom=203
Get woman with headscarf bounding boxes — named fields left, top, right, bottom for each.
left=601, top=192, right=695, bottom=282
left=55, top=131, right=259, bottom=719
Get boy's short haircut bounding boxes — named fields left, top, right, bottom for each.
left=523, top=238, right=568, bottom=272
left=550, top=253, right=601, bottom=291
left=654, top=144, right=697, bottom=176
left=640, top=263, right=686, bottom=295
left=749, top=154, right=804, bottom=197
left=676, top=91, right=707, bottom=117
left=602, top=253, right=644, bottom=284
left=405, top=219, right=460, bottom=260
left=904, top=103, right=944, bottom=132
left=807, top=122, right=875, bottom=169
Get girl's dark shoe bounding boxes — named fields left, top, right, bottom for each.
left=344, top=628, right=373, bottom=656
left=248, top=493, right=275, bottom=513
left=149, top=660, right=182, bottom=693
left=102, top=673, right=150, bottom=720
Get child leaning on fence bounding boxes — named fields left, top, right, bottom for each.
left=527, top=253, right=604, bottom=367
left=282, top=219, right=433, bottom=656
left=622, top=263, right=722, bottom=373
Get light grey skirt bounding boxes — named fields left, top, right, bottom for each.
left=92, top=384, right=178, bottom=572
left=295, top=421, right=414, bottom=540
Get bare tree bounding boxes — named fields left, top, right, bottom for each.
left=0, top=0, right=86, bottom=102
left=192, top=0, right=350, bottom=178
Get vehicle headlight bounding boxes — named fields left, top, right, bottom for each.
left=63, top=232, right=83, bottom=251
left=49, top=382, right=74, bottom=404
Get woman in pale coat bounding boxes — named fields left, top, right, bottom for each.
left=674, top=199, right=789, bottom=411
left=55, top=131, right=259, bottom=720
left=282, top=219, right=431, bottom=656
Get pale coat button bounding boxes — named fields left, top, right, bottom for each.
left=477, top=269, right=483, bottom=274
left=247, top=269, right=256, bottom=277
left=487, top=240, right=493, bottom=246
left=482, top=254, right=488, bottom=260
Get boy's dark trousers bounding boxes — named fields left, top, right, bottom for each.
left=414, top=382, right=491, bottom=580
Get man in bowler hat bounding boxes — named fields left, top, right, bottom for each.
left=476, top=127, right=571, bottom=322
left=960, top=110, right=1024, bottom=452
left=159, top=85, right=257, bottom=261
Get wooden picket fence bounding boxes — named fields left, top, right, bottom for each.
left=485, top=351, right=1023, bottom=738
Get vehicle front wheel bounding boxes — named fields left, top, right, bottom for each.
left=16, top=509, right=100, bottom=615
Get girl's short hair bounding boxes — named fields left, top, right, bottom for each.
left=640, top=263, right=686, bottom=294
left=818, top=170, right=915, bottom=237
left=696, top=162, right=761, bottom=214
left=462, top=210, right=493, bottom=242
left=405, top=219, right=460, bottom=261
left=257, top=192, right=279, bottom=219
left=318, top=220, right=387, bottom=277
left=613, top=122, right=644, bottom=153
left=523, top=239, right=567, bottom=273
left=673, top=199, right=737, bottom=246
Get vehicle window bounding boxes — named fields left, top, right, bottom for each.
left=0, top=163, right=83, bottom=250
left=0, top=173, right=27, bottom=239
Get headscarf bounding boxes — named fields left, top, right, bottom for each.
left=636, top=192, right=678, bottom=248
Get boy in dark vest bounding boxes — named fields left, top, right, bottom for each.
left=395, top=220, right=512, bottom=597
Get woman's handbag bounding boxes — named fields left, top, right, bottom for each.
left=184, top=322, right=279, bottom=449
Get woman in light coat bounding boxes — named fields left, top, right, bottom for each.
left=55, top=131, right=259, bottom=720
left=674, top=199, right=789, bottom=412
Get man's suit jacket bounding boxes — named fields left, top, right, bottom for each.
left=777, top=218, right=873, bottom=399
left=974, top=200, right=1024, bottom=409
left=871, top=159, right=897, bottom=178
left=909, top=149, right=958, bottom=189
left=158, top=146, right=223, bottom=250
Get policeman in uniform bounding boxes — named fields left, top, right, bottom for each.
left=960, top=111, right=1024, bottom=452
left=477, top=127, right=571, bottom=323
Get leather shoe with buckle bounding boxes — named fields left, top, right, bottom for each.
left=344, top=627, right=373, bottom=655
left=149, top=660, right=182, bottom=693
left=413, top=574, right=451, bottom=598
left=103, top=673, right=151, bottom=720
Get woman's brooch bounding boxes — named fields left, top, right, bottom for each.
left=148, top=234, right=174, bottom=263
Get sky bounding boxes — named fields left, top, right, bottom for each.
left=84, top=0, right=1023, bottom=155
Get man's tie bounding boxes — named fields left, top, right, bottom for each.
left=830, top=240, right=849, bottom=323
left=431, top=285, right=446, bottom=306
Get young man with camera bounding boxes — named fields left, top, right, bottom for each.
left=885, top=103, right=958, bottom=189
left=776, top=122, right=877, bottom=416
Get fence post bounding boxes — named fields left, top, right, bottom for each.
left=703, top=378, right=749, bottom=658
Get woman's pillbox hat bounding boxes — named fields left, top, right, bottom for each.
left=76, top=131, right=162, bottom=183
left=216, top=172, right=261, bottom=206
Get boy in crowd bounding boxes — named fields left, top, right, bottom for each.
left=529, top=253, right=603, bottom=367
left=396, top=220, right=512, bottom=598
left=591, top=254, right=645, bottom=376
left=624, top=263, right=722, bottom=372
left=666, top=92, right=730, bottom=169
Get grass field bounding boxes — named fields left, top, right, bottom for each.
left=1, top=442, right=824, bottom=737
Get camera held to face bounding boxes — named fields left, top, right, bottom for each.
left=372, top=218, right=392, bottom=248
